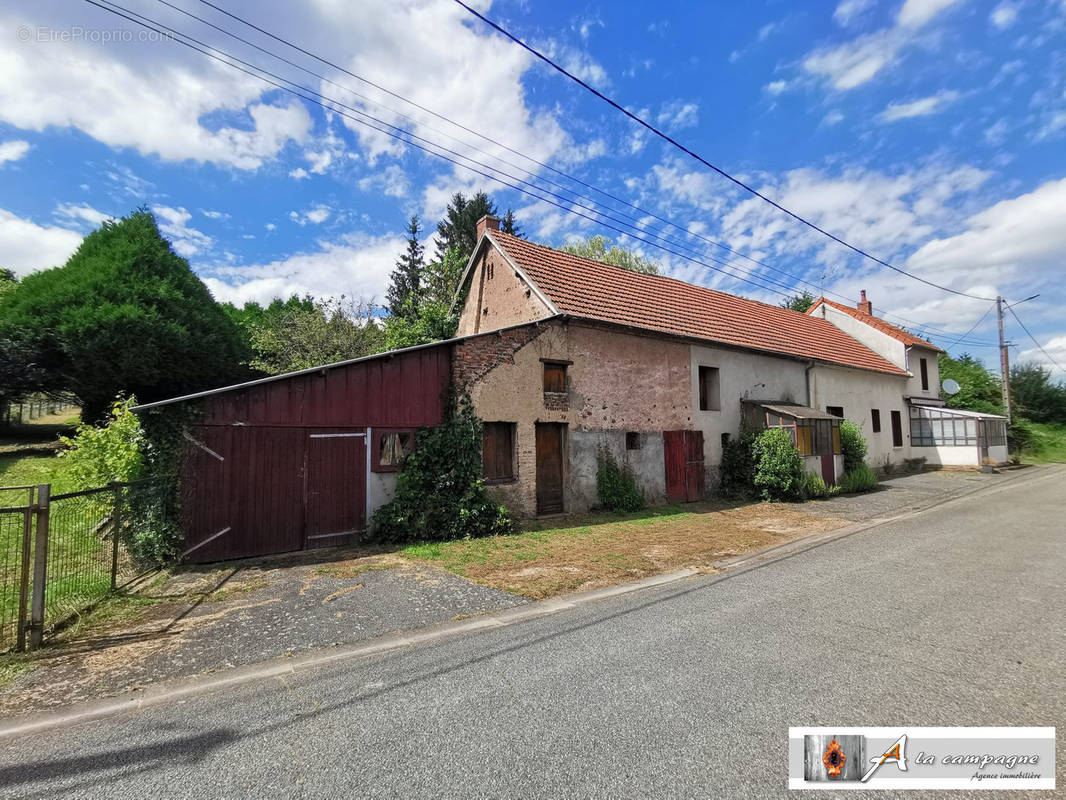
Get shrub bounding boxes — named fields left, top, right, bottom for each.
left=838, top=464, right=879, bottom=494
left=58, top=397, right=145, bottom=489
left=1008, top=417, right=1034, bottom=455
left=719, top=428, right=757, bottom=499
left=839, top=420, right=867, bottom=474
left=596, top=448, right=644, bottom=512
left=752, top=428, right=806, bottom=502
left=801, top=471, right=833, bottom=500
left=371, top=391, right=514, bottom=544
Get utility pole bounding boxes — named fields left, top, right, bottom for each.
left=997, top=295, right=1011, bottom=421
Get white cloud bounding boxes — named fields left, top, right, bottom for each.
left=1018, top=336, right=1066, bottom=378
left=358, top=165, right=410, bottom=198
left=202, top=233, right=404, bottom=305
left=990, top=2, right=1019, bottom=29
left=822, top=109, right=845, bottom=126
left=765, top=80, right=789, bottom=96
left=878, top=90, right=960, bottom=121
left=804, top=0, right=961, bottom=89
left=289, top=167, right=310, bottom=180
left=200, top=209, right=228, bottom=220
left=0, top=140, right=30, bottom=164
left=1034, top=111, right=1066, bottom=141
left=984, top=119, right=1010, bottom=145
left=834, top=0, right=875, bottom=27
left=54, top=202, right=113, bottom=228
left=265, top=223, right=277, bottom=231
left=907, top=178, right=1066, bottom=289
left=0, top=208, right=83, bottom=275
left=152, top=205, right=213, bottom=257
left=897, top=0, right=963, bottom=28
left=289, top=205, right=332, bottom=226
left=656, top=101, right=699, bottom=130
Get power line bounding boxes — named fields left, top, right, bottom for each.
left=943, top=302, right=997, bottom=352
left=83, top=0, right=818, bottom=305
left=86, top=0, right=998, bottom=346
left=451, top=0, right=999, bottom=304
left=1007, top=305, right=1066, bottom=374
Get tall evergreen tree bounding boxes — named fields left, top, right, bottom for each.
left=500, top=209, right=522, bottom=237
left=435, top=191, right=498, bottom=262
left=387, top=215, right=425, bottom=321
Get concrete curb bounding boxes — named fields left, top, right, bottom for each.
left=2, top=464, right=1058, bottom=740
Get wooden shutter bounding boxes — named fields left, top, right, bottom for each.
left=543, top=363, right=566, bottom=393
left=483, top=423, right=514, bottom=480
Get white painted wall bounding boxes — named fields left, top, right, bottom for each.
left=905, top=345, right=942, bottom=401
left=810, top=303, right=908, bottom=369
left=688, top=344, right=808, bottom=483
left=808, top=364, right=910, bottom=468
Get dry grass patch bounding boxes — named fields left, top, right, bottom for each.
left=403, top=501, right=847, bottom=598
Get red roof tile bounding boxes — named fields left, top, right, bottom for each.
left=487, top=232, right=908, bottom=376
left=807, top=297, right=944, bottom=352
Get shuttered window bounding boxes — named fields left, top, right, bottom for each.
left=871, top=409, right=881, bottom=433
left=482, top=422, right=516, bottom=481
left=543, top=362, right=567, bottom=393
left=891, top=410, right=904, bottom=447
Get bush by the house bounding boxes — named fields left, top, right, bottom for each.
left=838, top=463, right=879, bottom=494
left=718, top=428, right=757, bottom=499
left=801, top=471, right=835, bottom=500
left=839, top=419, right=867, bottom=473
left=596, top=448, right=644, bottom=512
left=371, top=391, right=514, bottom=544
left=752, top=428, right=806, bottom=502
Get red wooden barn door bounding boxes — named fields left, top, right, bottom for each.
left=305, top=431, right=367, bottom=546
left=664, top=430, right=705, bottom=503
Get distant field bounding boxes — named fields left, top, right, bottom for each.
left=1023, top=422, right=1066, bottom=463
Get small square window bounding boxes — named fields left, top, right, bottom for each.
left=626, top=432, right=641, bottom=450
left=372, top=429, right=414, bottom=472
left=543, top=362, right=567, bottom=393
left=826, top=406, right=844, bottom=418
left=698, top=366, right=720, bottom=411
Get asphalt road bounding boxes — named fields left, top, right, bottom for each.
left=1, top=467, right=1062, bottom=799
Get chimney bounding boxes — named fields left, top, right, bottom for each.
left=857, top=289, right=872, bottom=315
left=476, top=214, right=500, bottom=239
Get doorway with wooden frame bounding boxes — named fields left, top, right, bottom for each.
left=535, top=422, right=565, bottom=515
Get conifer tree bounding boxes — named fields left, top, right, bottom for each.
left=386, top=215, right=425, bottom=321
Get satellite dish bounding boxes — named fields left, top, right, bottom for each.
left=942, top=378, right=960, bottom=396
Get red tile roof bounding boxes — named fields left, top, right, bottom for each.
left=807, top=297, right=944, bottom=352
left=487, top=231, right=908, bottom=376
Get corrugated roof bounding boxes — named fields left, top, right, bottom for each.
left=488, top=231, right=908, bottom=376
left=807, top=297, right=945, bottom=352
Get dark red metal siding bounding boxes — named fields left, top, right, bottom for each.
left=197, top=345, right=451, bottom=428
left=179, top=344, right=452, bottom=562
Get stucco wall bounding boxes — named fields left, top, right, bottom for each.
left=689, top=344, right=808, bottom=488
left=905, top=345, right=942, bottom=400
left=455, top=242, right=552, bottom=337
left=464, top=320, right=690, bottom=516
left=916, top=442, right=1007, bottom=467
left=808, top=364, right=910, bottom=468
left=811, top=303, right=908, bottom=368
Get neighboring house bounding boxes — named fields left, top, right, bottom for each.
left=453, top=216, right=908, bottom=516
left=807, top=294, right=1008, bottom=468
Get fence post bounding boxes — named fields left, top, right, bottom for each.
left=15, top=486, right=35, bottom=652
left=28, top=484, right=50, bottom=651
left=110, top=482, right=122, bottom=591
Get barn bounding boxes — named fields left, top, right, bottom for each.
left=134, top=343, right=451, bottom=563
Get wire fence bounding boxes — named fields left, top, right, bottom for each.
left=0, top=396, right=78, bottom=427
left=0, top=478, right=172, bottom=652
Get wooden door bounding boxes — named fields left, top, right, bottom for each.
left=820, top=453, right=835, bottom=484
left=535, top=423, right=564, bottom=514
left=665, top=430, right=705, bottom=503
left=305, top=431, right=366, bottom=546
left=180, top=425, right=306, bottom=563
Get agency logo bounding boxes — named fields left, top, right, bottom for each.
left=790, top=727, right=1055, bottom=791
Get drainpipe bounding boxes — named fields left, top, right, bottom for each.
left=805, top=361, right=815, bottom=407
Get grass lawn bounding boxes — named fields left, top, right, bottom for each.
left=1022, top=422, right=1066, bottom=463
left=401, top=501, right=847, bottom=598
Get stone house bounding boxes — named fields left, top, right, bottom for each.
left=452, top=216, right=914, bottom=517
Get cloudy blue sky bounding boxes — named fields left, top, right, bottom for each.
left=2, top=0, right=1064, bottom=376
